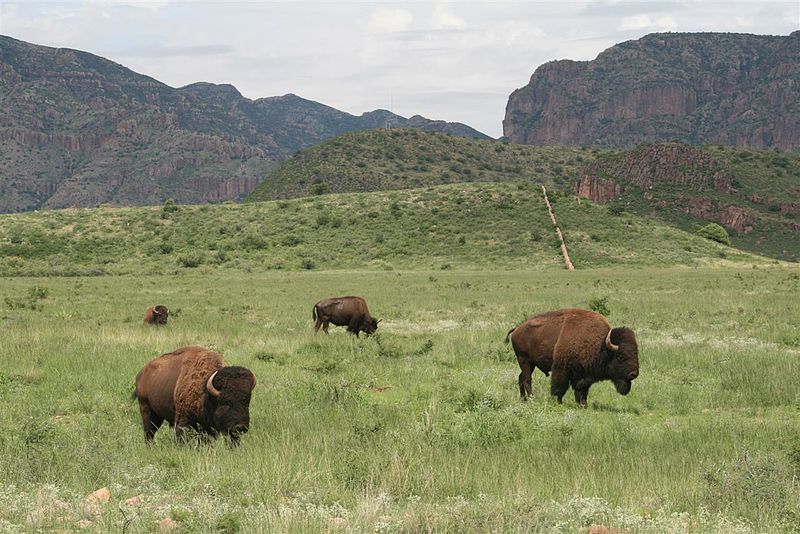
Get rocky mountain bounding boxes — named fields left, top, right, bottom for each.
left=504, top=32, right=800, bottom=151
left=0, top=35, right=487, bottom=213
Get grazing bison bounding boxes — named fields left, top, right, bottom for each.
left=143, top=305, right=169, bottom=325
left=505, top=308, right=639, bottom=406
left=133, top=346, right=256, bottom=444
left=313, top=296, right=381, bottom=337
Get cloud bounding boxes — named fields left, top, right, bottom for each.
left=367, top=7, right=414, bottom=33
left=620, top=13, right=677, bottom=31
left=111, top=44, right=235, bottom=58
left=433, top=3, right=467, bottom=30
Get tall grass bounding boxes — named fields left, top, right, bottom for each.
left=1, top=266, right=798, bottom=531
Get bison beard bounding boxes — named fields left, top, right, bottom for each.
left=506, top=308, right=639, bottom=406
left=133, top=346, right=256, bottom=444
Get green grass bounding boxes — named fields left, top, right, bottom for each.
left=1, top=266, right=799, bottom=532
left=0, top=182, right=764, bottom=277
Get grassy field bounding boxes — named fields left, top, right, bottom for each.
left=2, top=265, right=799, bottom=532
left=0, top=182, right=762, bottom=277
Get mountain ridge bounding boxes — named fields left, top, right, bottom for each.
left=0, top=35, right=487, bottom=213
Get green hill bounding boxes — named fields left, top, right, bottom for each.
left=246, top=129, right=597, bottom=201
left=0, top=182, right=764, bottom=277
left=248, top=131, right=798, bottom=261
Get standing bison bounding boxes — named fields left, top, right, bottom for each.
left=313, top=296, right=381, bottom=337
left=133, top=346, right=256, bottom=444
left=143, top=305, right=169, bottom=325
left=505, top=308, right=639, bottom=406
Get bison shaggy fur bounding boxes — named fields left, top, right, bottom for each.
left=505, top=308, right=639, bottom=406
left=133, top=346, right=256, bottom=444
left=143, top=305, right=169, bottom=325
left=313, top=296, right=380, bottom=337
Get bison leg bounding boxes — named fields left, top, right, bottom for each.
left=550, top=368, right=569, bottom=404
left=516, top=358, right=533, bottom=400
left=572, top=378, right=592, bottom=407
left=322, top=320, right=330, bottom=334
left=138, top=401, right=164, bottom=443
left=314, top=317, right=323, bottom=333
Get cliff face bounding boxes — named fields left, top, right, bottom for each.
left=0, top=36, right=487, bottom=213
left=504, top=32, right=800, bottom=151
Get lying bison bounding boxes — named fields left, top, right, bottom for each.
left=505, top=308, right=639, bottom=406
left=133, top=346, right=256, bottom=444
left=313, top=296, right=381, bottom=337
left=143, top=305, right=169, bottom=325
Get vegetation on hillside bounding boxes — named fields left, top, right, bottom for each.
left=247, top=129, right=600, bottom=201
left=249, top=131, right=798, bottom=261
left=593, top=144, right=800, bottom=261
left=0, top=182, right=760, bottom=277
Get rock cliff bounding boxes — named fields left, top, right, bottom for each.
left=504, top=32, right=800, bottom=151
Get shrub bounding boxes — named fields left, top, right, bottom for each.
left=697, top=223, right=731, bottom=245
left=588, top=296, right=610, bottom=316
left=161, top=198, right=179, bottom=216
left=178, top=253, right=203, bottom=268
left=311, top=182, right=330, bottom=195
left=607, top=201, right=625, bottom=216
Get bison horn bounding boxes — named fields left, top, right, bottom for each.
left=206, top=371, right=221, bottom=397
left=605, top=329, right=619, bottom=352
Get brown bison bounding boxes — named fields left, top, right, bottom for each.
left=143, top=305, right=169, bottom=325
left=133, top=346, right=256, bottom=444
left=505, top=308, right=639, bottom=406
left=313, top=296, right=381, bottom=337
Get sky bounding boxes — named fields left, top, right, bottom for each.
left=1, top=1, right=798, bottom=138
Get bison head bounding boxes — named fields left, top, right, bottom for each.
left=604, top=327, right=639, bottom=395
left=206, top=366, right=256, bottom=444
left=153, top=305, right=169, bottom=324
left=362, top=317, right=381, bottom=336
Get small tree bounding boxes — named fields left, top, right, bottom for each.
left=697, top=223, right=731, bottom=245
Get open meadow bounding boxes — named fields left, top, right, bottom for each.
left=2, top=265, right=799, bottom=532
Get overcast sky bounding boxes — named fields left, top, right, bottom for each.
left=1, top=1, right=798, bottom=137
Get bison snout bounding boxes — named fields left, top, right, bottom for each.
left=628, top=370, right=639, bottom=380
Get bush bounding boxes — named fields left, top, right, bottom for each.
left=697, top=223, right=731, bottom=245
left=607, top=201, right=625, bottom=216
left=588, top=296, right=610, bottom=316
left=161, top=198, right=179, bottom=217
left=310, top=182, right=330, bottom=195
left=178, top=253, right=203, bottom=268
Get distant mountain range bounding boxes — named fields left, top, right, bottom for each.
left=504, top=31, right=800, bottom=151
left=0, top=35, right=487, bottom=213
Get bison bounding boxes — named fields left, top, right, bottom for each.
left=313, top=296, right=381, bottom=337
left=505, top=308, right=639, bottom=406
left=143, top=305, right=169, bottom=325
left=133, top=346, right=256, bottom=444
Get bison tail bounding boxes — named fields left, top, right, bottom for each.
left=504, top=327, right=516, bottom=344
left=312, top=305, right=318, bottom=321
